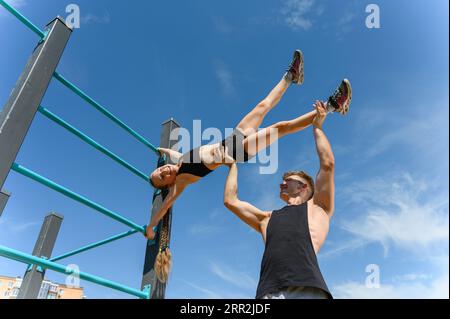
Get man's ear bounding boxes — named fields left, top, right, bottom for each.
left=300, top=183, right=308, bottom=193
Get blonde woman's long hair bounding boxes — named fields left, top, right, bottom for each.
left=154, top=214, right=172, bottom=283
left=154, top=247, right=172, bottom=283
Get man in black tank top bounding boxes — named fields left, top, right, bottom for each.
left=224, top=101, right=335, bottom=299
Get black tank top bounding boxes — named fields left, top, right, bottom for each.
left=255, top=203, right=332, bottom=299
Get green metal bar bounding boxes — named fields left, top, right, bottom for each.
left=10, top=162, right=146, bottom=234
left=0, top=0, right=159, bottom=155
left=53, top=72, right=159, bottom=154
left=0, top=245, right=149, bottom=299
left=38, top=106, right=149, bottom=182
left=0, top=0, right=46, bottom=38
left=51, top=229, right=139, bottom=262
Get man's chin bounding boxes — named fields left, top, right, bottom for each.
left=279, top=192, right=288, bottom=201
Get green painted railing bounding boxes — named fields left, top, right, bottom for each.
left=0, top=0, right=46, bottom=38
left=0, top=245, right=150, bottom=299
left=51, top=229, right=139, bottom=262
left=11, top=163, right=146, bottom=234
left=39, top=106, right=149, bottom=181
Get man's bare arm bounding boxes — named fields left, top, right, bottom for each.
left=312, top=101, right=335, bottom=216
left=223, top=163, right=270, bottom=232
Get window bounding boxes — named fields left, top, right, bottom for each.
left=12, top=288, right=19, bottom=297
left=59, top=289, right=64, bottom=295
left=8, top=282, right=13, bottom=288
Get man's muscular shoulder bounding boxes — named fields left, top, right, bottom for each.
left=307, top=200, right=330, bottom=219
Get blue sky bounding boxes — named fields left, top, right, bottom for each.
left=0, top=0, right=448, bottom=299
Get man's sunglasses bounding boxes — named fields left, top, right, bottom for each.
left=282, top=178, right=306, bottom=187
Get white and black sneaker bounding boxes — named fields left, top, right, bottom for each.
left=327, top=79, right=352, bottom=115
left=284, top=49, right=304, bottom=85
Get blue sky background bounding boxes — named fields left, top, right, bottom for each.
left=0, top=0, right=448, bottom=299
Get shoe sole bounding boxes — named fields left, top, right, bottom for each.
left=342, top=78, right=352, bottom=115
left=293, top=49, right=304, bottom=85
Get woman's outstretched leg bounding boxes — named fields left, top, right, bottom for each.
left=243, top=109, right=317, bottom=157
left=236, top=50, right=304, bottom=136
left=243, top=78, right=353, bottom=157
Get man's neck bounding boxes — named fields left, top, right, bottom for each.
left=285, top=196, right=307, bottom=206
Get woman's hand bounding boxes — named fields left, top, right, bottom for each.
left=145, top=225, right=156, bottom=240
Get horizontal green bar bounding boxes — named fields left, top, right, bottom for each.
left=10, top=162, right=146, bottom=234
left=51, top=229, right=139, bottom=262
left=53, top=72, right=159, bottom=154
left=0, top=245, right=149, bottom=299
left=0, top=0, right=46, bottom=38
left=38, top=106, right=149, bottom=182
left=1, top=0, right=158, bottom=155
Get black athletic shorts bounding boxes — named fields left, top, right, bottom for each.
left=221, top=128, right=251, bottom=163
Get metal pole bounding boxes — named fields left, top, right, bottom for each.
left=53, top=72, right=159, bottom=154
left=38, top=106, right=149, bottom=182
left=0, top=244, right=149, bottom=299
left=17, top=212, right=63, bottom=299
left=0, top=189, right=10, bottom=218
left=50, top=229, right=139, bottom=262
left=0, top=17, right=72, bottom=190
left=11, top=162, right=146, bottom=234
left=141, top=118, right=180, bottom=299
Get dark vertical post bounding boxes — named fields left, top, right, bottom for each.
left=0, top=189, right=10, bottom=218
left=0, top=17, right=72, bottom=190
left=17, top=212, right=63, bottom=299
left=141, top=118, right=180, bottom=299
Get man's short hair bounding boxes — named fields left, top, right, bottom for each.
left=282, top=171, right=315, bottom=200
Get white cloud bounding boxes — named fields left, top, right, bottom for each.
left=6, top=0, right=27, bottom=8
left=338, top=12, right=356, bottom=26
left=181, top=279, right=253, bottom=299
left=281, top=0, right=315, bottom=30
left=333, top=272, right=449, bottom=299
left=339, top=173, right=449, bottom=254
left=0, top=0, right=26, bottom=18
left=10, top=221, right=40, bottom=233
left=182, top=280, right=225, bottom=299
left=392, top=273, right=432, bottom=282
left=214, top=60, right=235, bottom=96
left=326, top=170, right=449, bottom=299
left=209, top=261, right=257, bottom=291
left=321, top=238, right=370, bottom=258
left=0, top=216, right=40, bottom=236
left=357, top=99, right=449, bottom=162
left=81, top=12, right=111, bottom=25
